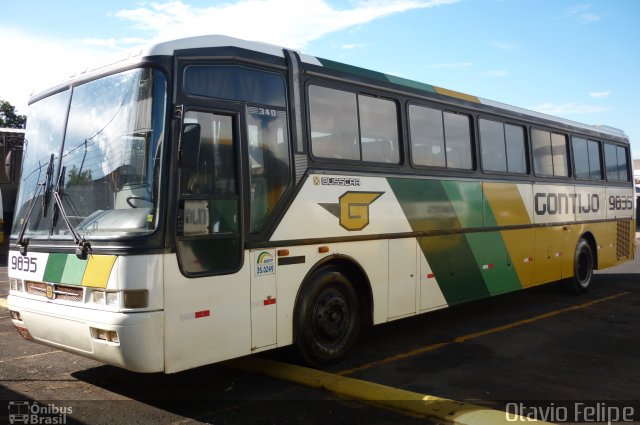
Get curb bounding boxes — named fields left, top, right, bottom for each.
left=229, top=357, right=550, bottom=425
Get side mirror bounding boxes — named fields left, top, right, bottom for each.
left=179, top=123, right=201, bottom=168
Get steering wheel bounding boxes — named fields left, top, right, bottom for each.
left=126, top=196, right=150, bottom=208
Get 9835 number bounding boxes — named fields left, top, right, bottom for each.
left=11, top=255, right=38, bottom=273
left=608, top=195, right=633, bottom=211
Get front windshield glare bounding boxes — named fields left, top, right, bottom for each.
left=11, top=89, right=70, bottom=237
left=12, top=68, right=167, bottom=239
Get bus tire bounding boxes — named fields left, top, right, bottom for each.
left=562, top=238, right=594, bottom=295
left=294, top=267, right=360, bottom=367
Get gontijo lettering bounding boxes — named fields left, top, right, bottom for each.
left=534, top=192, right=600, bottom=215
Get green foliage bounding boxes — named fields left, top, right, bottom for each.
left=67, top=165, right=93, bottom=186
left=0, top=98, right=26, bottom=129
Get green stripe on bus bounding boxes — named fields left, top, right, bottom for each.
left=419, top=235, right=490, bottom=304
left=387, top=178, right=462, bottom=231
left=60, top=255, right=88, bottom=285
left=465, top=232, right=523, bottom=295
left=43, top=253, right=68, bottom=283
left=385, top=74, right=437, bottom=93
left=441, top=180, right=483, bottom=228
left=388, top=178, right=490, bottom=304
left=317, top=58, right=391, bottom=83
left=317, top=58, right=439, bottom=95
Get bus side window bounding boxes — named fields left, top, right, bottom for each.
left=443, top=112, right=472, bottom=170
left=605, top=143, right=630, bottom=181
left=532, top=128, right=568, bottom=177
left=573, top=136, right=602, bottom=180
left=409, top=104, right=446, bottom=168
left=358, top=94, right=400, bottom=164
left=247, top=107, right=290, bottom=233
left=309, top=85, right=359, bottom=161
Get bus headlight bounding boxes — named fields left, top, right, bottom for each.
left=92, top=290, right=105, bottom=304
left=91, top=289, right=146, bottom=308
left=10, top=279, right=24, bottom=292
left=105, top=292, right=119, bottom=307
left=91, top=290, right=119, bottom=306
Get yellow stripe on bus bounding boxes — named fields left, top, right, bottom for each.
left=483, top=182, right=531, bottom=226
left=434, top=86, right=480, bottom=103
left=81, top=255, right=117, bottom=288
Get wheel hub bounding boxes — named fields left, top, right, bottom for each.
left=314, top=290, right=349, bottom=341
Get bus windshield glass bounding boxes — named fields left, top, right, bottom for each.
left=12, top=67, right=167, bottom=240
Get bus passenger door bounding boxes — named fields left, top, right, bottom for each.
left=176, top=110, right=243, bottom=275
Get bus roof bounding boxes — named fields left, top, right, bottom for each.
left=43, top=35, right=629, bottom=142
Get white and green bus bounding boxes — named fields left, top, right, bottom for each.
left=7, top=35, right=635, bottom=373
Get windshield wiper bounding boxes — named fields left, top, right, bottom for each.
left=42, top=153, right=55, bottom=217
left=16, top=153, right=55, bottom=255
left=51, top=166, right=92, bottom=259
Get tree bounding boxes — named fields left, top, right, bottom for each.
left=67, top=165, right=93, bottom=186
left=0, top=99, right=26, bottom=129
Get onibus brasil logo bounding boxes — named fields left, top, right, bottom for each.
left=8, top=401, right=72, bottom=424
left=319, top=191, right=384, bottom=231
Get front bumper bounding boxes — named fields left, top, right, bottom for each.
left=7, top=294, right=164, bottom=373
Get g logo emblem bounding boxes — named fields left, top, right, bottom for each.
left=338, top=192, right=383, bottom=231
left=46, top=285, right=54, bottom=300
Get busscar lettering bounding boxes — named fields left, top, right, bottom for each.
left=534, top=192, right=600, bottom=216
left=320, top=177, right=361, bottom=187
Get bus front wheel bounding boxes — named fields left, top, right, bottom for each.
left=294, top=267, right=360, bottom=367
left=563, top=238, right=594, bottom=295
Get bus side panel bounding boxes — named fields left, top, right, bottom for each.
left=533, top=226, right=564, bottom=285
left=499, top=229, right=534, bottom=287
left=419, top=234, right=491, bottom=305
left=163, top=254, right=251, bottom=373
left=482, top=182, right=535, bottom=288
left=388, top=238, right=418, bottom=319
left=465, top=231, right=522, bottom=296
left=561, top=223, right=585, bottom=279
left=250, top=249, right=277, bottom=351
left=274, top=240, right=389, bottom=347
left=590, top=221, right=618, bottom=269
left=419, top=243, right=449, bottom=312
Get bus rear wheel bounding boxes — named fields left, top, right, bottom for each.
left=294, top=267, right=360, bottom=367
left=562, top=238, right=594, bottom=295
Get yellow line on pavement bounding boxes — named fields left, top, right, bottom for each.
left=230, top=357, right=550, bottom=425
left=0, top=298, right=7, bottom=309
left=338, top=291, right=628, bottom=376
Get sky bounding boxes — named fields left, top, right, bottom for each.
left=1, top=0, right=639, bottom=159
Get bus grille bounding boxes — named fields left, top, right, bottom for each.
left=616, top=221, right=631, bottom=259
left=25, top=281, right=84, bottom=302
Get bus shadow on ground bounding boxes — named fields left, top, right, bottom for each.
left=70, top=361, right=431, bottom=424
left=68, top=268, right=638, bottom=423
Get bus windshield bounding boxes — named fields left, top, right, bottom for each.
left=12, top=67, right=167, bottom=240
